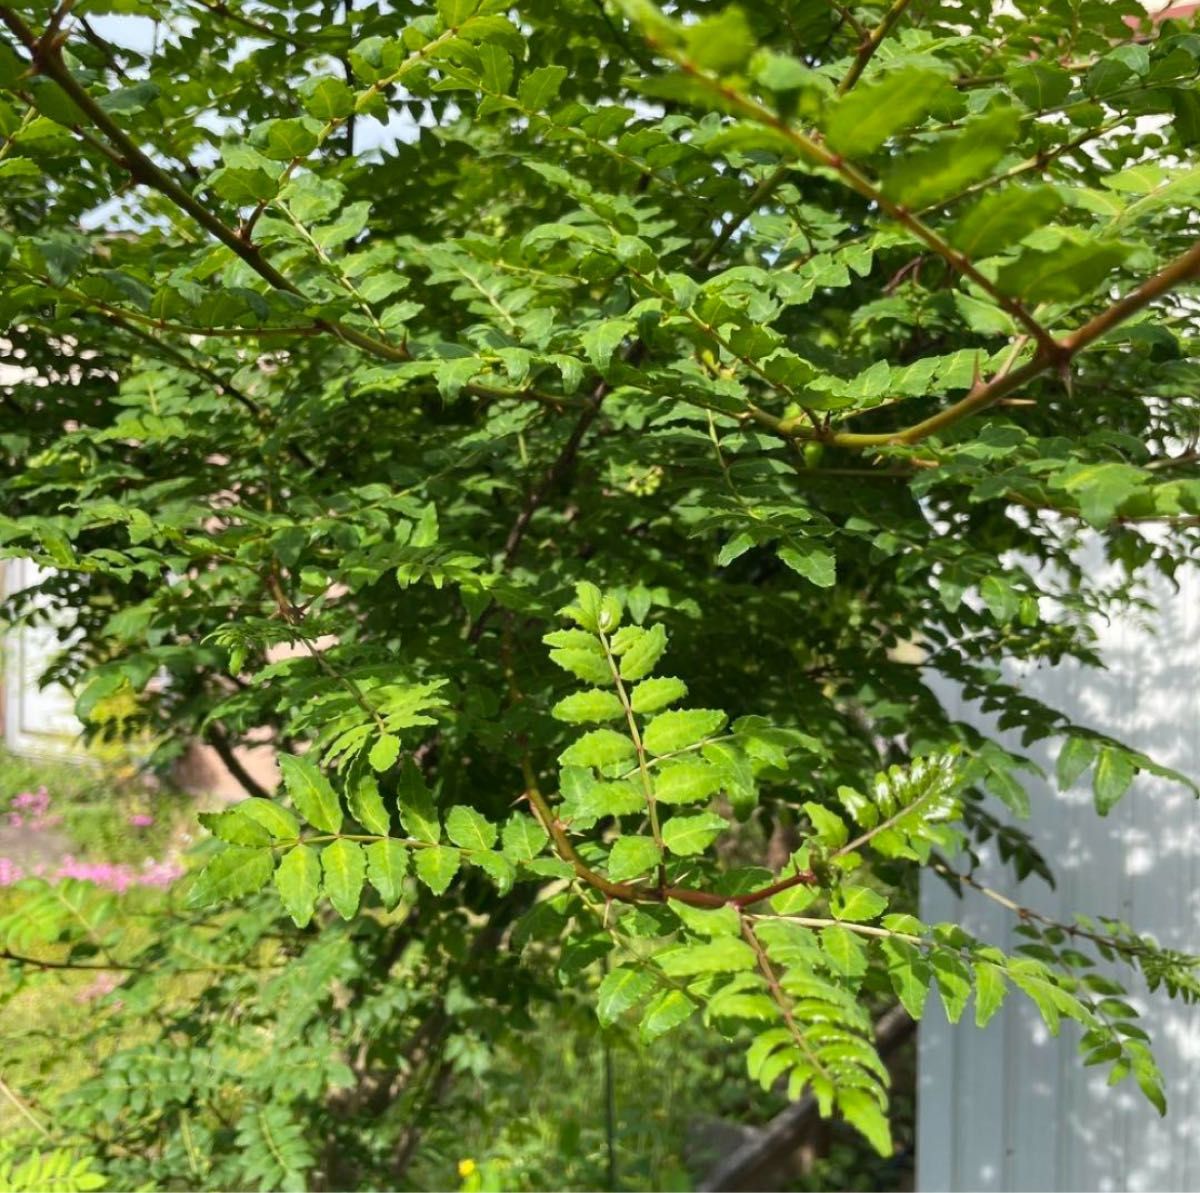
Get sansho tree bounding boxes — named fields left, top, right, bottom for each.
left=2, top=0, right=1200, bottom=1183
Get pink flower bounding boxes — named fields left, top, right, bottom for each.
left=0, top=857, right=24, bottom=886
left=127, top=814, right=155, bottom=828
left=8, top=788, right=57, bottom=831
left=75, top=972, right=123, bottom=1003
left=48, top=855, right=183, bottom=892
left=138, top=859, right=185, bottom=887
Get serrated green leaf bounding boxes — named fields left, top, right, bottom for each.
left=778, top=543, right=835, bottom=588
left=236, top=798, right=301, bottom=840
left=1094, top=746, right=1136, bottom=815
left=820, top=924, right=868, bottom=977
left=931, top=950, right=972, bottom=1024
left=657, top=937, right=757, bottom=976
left=831, top=886, right=888, bottom=923
left=199, top=807, right=272, bottom=847
left=607, top=835, right=661, bottom=881
left=364, top=838, right=408, bottom=908
left=368, top=733, right=401, bottom=772
left=597, top=965, right=656, bottom=1025
left=995, top=234, right=1131, bottom=303
left=823, top=69, right=955, bottom=157
left=298, top=75, right=354, bottom=120
left=414, top=844, right=460, bottom=894
left=577, top=779, right=645, bottom=819
left=617, top=623, right=668, bottom=681
left=470, top=850, right=515, bottom=893
left=396, top=758, right=439, bottom=844
left=837, top=1087, right=892, bottom=1157
left=501, top=813, right=549, bottom=863
left=322, top=839, right=366, bottom=919
left=1057, top=735, right=1097, bottom=791
left=549, top=648, right=613, bottom=685
left=949, top=185, right=1064, bottom=260
left=630, top=676, right=688, bottom=714
left=881, top=937, right=931, bottom=1019
left=445, top=805, right=498, bottom=851
left=643, top=709, right=727, bottom=755
left=189, top=846, right=275, bottom=908
left=667, top=898, right=740, bottom=937
left=559, top=728, right=636, bottom=769
left=518, top=65, right=567, bottom=111
left=974, top=960, right=1006, bottom=1028
left=882, top=108, right=1019, bottom=210
left=654, top=760, right=722, bottom=805
left=802, top=801, right=848, bottom=848
left=552, top=689, right=624, bottom=724
left=279, top=754, right=343, bottom=834
left=274, top=843, right=321, bottom=927
left=661, top=811, right=726, bottom=855
left=347, top=772, right=391, bottom=836
left=639, top=988, right=696, bottom=1042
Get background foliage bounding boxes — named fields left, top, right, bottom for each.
left=2, top=0, right=1200, bottom=1186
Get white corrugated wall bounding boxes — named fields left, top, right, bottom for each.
left=918, top=551, right=1200, bottom=1191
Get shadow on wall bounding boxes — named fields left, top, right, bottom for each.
left=918, top=547, right=1200, bottom=1193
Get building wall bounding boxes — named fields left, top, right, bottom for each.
left=0, top=560, right=278, bottom=799
left=917, top=554, right=1200, bottom=1191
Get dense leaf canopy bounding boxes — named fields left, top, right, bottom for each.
left=2, top=0, right=1200, bottom=1181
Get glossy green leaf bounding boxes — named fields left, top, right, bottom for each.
left=414, top=845, right=461, bottom=895
left=279, top=754, right=343, bottom=834
left=643, top=709, right=727, bottom=756
left=607, top=835, right=661, bottom=882
left=396, top=759, right=440, bottom=844
left=189, top=846, right=275, bottom=908
left=597, top=965, right=656, bottom=1025
left=445, top=805, right=498, bottom=851
left=364, top=838, right=408, bottom=908
left=347, top=772, right=391, bottom=836
left=661, top=811, right=726, bottom=855
left=321, top=839, right=366, bottom=919
left=629, top=676, right=688, bottom=714
left=274, top=843, right=322, bottom=927
left=823, top=69, right=955, bottom=157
